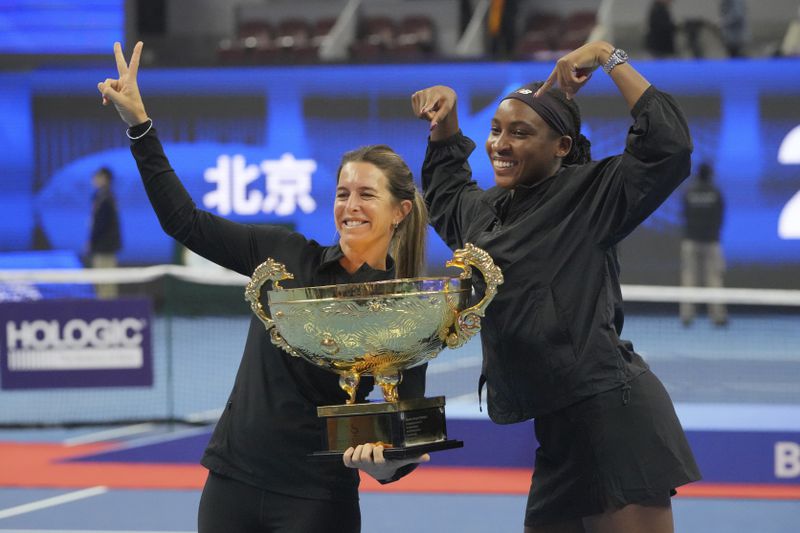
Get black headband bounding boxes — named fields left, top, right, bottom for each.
left=501, top=83, right=577, bottom=138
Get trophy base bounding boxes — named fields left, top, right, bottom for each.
left=308, top=439, right=464, bottom=460
left=311, top=396, right=461, bottom=460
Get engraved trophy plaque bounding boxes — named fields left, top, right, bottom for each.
left=245, top=243, right=503, bottom=459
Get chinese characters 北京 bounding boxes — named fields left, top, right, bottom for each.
left=203, top=153, right=317, bottom=216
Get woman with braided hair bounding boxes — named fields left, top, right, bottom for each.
left=411, top=41, right=700, bottom=532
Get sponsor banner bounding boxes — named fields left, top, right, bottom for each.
left=688, top=431, right=800, bottom=484
left=0, top=298, right=153, bottom=389
left=64, top=418, right=800, bottom=486
left=408, top=421, right=800, bottom=485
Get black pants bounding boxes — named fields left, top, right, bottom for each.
left=198, top=471, right=361, bottom=533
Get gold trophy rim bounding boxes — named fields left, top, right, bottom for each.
left=266, top=275, right=470, bottom=304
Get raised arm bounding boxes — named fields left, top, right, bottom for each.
left=535, top=42, right=693, bottom=245
left=535, top=40, right=650, bottom=110
left=411, top=85, right=459, bottom=141
left=410, top=85, right=487, bottom=251
left=97, top=42, right=309, bottom=277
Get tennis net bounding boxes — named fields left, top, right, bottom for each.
left=1, top=266, right=798, bottom=427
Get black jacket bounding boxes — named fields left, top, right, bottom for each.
left=422, top=86, right=692, bottom=423
left=129, top=127, right=425, bottom=501
left=682, top=180, right=724, bottom=242
left=89, top=186, right=121, bottom=253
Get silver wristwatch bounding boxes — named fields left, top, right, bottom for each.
left=602, top=48, right=629, bottom=74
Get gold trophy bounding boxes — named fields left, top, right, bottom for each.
left=245, top=243, right=503, bottom=459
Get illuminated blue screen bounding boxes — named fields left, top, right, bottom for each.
left=1, top=58, right=799, bottom=286
left=0, top=0, right=123, bottom=54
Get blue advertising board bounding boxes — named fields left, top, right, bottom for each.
left=1, top=59, right=799, bottom=286
left=66, top=418, right=800, bottom=486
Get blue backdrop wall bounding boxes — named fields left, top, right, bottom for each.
left=0, top=0, right=123, bottom=54
left=1, top=58, right=799, bottom=287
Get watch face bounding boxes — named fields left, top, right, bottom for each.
left=604, top=49, right=625, bottom=73
left=604, top=49, right=628, bottom=73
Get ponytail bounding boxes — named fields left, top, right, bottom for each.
left=391, top=190, right=427, bottom=278
left=564, top=132, right=592, bottom=165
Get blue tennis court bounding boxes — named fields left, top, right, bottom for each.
left=2, top=309, right=800, bottom=532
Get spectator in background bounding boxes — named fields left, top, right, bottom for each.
left=683, top=19, right=708, bottom=58
left=459, top=0, right=472, bottom=35
left=488, top=0, right=518, bottom=60
left=681, top=162, right=727, bottom=327
left=645, top=0, right=677, bottom=58
left=720, top=0, right=747, bottom=57
left=88, top=166, right=122, bottom=298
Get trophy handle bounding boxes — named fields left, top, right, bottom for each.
left=444, top=243, right=504, bottom=349
left=244, top=258, right=301, bottom=357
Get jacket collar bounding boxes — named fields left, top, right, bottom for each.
left=485, top=168, right=563, bottom=220
left=318, top=243, right=396, bottom=277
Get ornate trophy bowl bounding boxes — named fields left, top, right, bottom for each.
left=245, top=243, right=503, bottom=459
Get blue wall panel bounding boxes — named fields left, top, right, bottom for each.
left=1, top=59, right=799, bottom=284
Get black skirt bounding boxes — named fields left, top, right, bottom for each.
left=525, top=370, right=701, bottom=526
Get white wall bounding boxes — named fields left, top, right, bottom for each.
left=606, top=0, right=797, bottom=56
left=168, top=0, right=238, bottom=36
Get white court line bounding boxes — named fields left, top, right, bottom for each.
left=63, top=407, right=223, bottom=447
left=185, top=408, right=223, bottom=423
left=0, top=486, right=108, bottom=520
left=63, top=424, right=157, bottom=447
left=97, top=426, right=212, bottom=452
left=427, top=355, right=482, bottom=374
left=444, top=395, right=488, bottom=419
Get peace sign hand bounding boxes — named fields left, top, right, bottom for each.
left=97, top=41, right=149, bottom=127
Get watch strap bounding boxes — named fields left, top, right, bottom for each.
left=603, top=48, right=628, bottom=74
